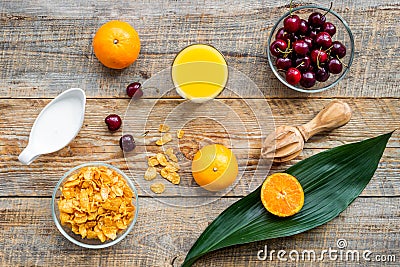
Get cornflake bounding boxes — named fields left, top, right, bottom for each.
left=165, top=148, right=178, bottom=163
left=177, top=129, right=184, bottom=139
left=156, top=133, right=172, bottom=146
left=166, top=172, right=180, bottom=185
left=147, top=156, right=159, bottom=167
left=58, top=166, right=135, bottom=243
left=156, top=153, right=168, bottom=166
left=144, top=167, right=157, bottom=181
left=150, top=183, right=165, bottom=194
left=158, top=124, right=170, bottom=133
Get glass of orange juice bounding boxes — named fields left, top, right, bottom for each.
left=171, top=44, right=228, bottom=103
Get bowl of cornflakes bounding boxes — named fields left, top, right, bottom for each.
left=51, top=162, right=139, bottom=249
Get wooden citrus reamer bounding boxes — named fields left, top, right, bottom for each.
left=262, top=100, right=352, bottom=162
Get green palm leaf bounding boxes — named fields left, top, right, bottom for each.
left=182, top=132, right=393, bottom=267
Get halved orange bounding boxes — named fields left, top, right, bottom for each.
left=261, top=173, right=304, bottom=217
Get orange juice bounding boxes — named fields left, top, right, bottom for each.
left=172, top=44, right=228, bottom=102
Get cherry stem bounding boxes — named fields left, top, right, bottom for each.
left=141, top=131, right=150, bottom=137
left=296, top=62, right=304, bottom=69
left=277, top=48, right=292, bottom=54
left=317, top=49, right=321, bottom=69
left=289, top=0, right=293, bottom=16
left=336, top=55, right=349, bottom=68
left=325, top=45, right=333, bottom=52
left=323, top=2, right=333, bottom=17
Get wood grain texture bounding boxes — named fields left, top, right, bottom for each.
left=1, top=98, right=399, bottom=197
left=0, top=0, right=399, bottom=98
left=1, top=0, right=399, bottom=266
left=0, top=197, right=398, bottom=267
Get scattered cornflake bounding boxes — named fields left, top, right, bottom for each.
left=165, top=162, right=179, bottom=173
left=158, top=124, right=170, bottom=133
left=150, top=183, right=166, bottom=194
left=147, top=156, right=159, bottom=167
left=144, top=167, right=157, bottom=181
left=156, top=153, right=168, bottom=166
left=166, top=172, right=180, bottom=185
left=177, top=129, right=184, bottom=139
left=57, top=166, right=135, bottom=242
left=165, top=148, right=178, bottom=162
left=156, top=133, right=172, bottom=146
left=160, top=167, right=169, bottom=178
left=145, top=128, right=185, bottom=192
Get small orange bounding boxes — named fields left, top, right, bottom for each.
left=192, top=144, right=238, bottom=192
left=93, top=20, right=140, bottom=69
left=261, top=173, right=304, bottom=217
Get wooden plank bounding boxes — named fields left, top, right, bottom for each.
left=0, top=197, right=398, bottom=266
left=0, top=0, right=399, bottom=98
left=1, top=98, right=399, bottom=197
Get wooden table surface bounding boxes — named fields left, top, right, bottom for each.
left=1, top=0, right=399, bottom=266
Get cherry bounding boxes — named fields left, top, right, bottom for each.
left=293, top=40, right=309, bottom=55
left=284, top=15, right=301, bottom=33
left=126, top=82, right=143, bottom=99
left=323, top=22, right=336, bottom=36
left=300, top=71, right=316, bottom=88
left=289, top=33, right=300, bottom=42
left=276, top=28, right=290, bottom=42
left=331, top=41, right=347, bottom=58
left=309, top=30, right=318, bottom=40
left=298, top=19, right=310, bottom=35
left=303, top=36, right=314, bottom=49
left=119, top=134, right=136, bottom=152
left=328, top=58, right=343, bottom=74
left=311, top=49, right=328, bottom=63
left=308, top=12, right=326, bottom=27
left=315, top=32, right=332, bottom=49
left=269, top=39, right=288, bottom=57
left=285, top=67, right=302, bottom=85
left=276, top=57, right=292, bottom=70
left=105, top=114, right=122, bottom=131
left=315, top=67, right=330, bottom=82
left=295, top=56, right=311, bottom=72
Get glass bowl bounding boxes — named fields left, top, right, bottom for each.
left=51, top=162, right=139, bottom=249
left=267, top=5, right=354, bottom=93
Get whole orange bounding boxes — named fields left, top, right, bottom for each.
left=93, top=20, right=140, bottom=69
left=192, top=144, right=238, bottom=192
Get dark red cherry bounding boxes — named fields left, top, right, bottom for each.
left=331, top=41, right=347, bottom=58
left=284, top=15, right=301, bottom=33
left=328, top=58, right=343, bottom=74
left=293, top=40, right=309, bottom=55
left=105, top=114, right=122, bottom=131
left=298, top=19, right=310, bottom=35
left=289, top=33, right=300, bottom=42
left=285, top=67, right=302, bottom=85
left=276, top=57, right=292, bottom=70
left=308, top=12, right=326, bottom=27
left=275, top=27, right=290, bottom=42
left=323, top=22, right=336, bottom=36
left=269, top=39, right=288, bottom=57
left=119, top=134, right=136, bottom=152
left=126, top=82, right=143, bottom=99
left=315, top=32, right=332, bottom=49
left=295, top=56, right=311, bottom=72
left=300, top=71, right=316, bottom=88
left=303, top=37, right=314, bottom=49
left=315, top=67, right=330, bottom=82
left=309, top=30, right=318, bottom=40
left=311, top=49, right=328, bottom=63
